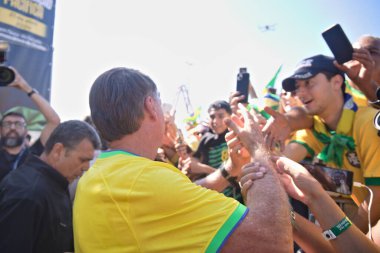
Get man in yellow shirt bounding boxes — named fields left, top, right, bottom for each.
left=281, top=54, right=380, bottom=235
left=73, top=67, right=293, bottom=252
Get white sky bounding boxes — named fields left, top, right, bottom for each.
left=51, top=0, right=380, bottom=129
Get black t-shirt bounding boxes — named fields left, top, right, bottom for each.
left=0, top=155, right=73, bottom=253
left=0, top=138, right=44, bottom=182
left=193, top=130, right=229, bottom=169
left=193, top=130, right=243, bottom=203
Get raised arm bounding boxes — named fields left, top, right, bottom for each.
left=9, top=68, right=60, bottom=145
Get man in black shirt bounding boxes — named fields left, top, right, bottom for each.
left=0, top=120, right=101, bottom=253
left=180, top=100, right=243, bottom=202
left=0, top=68, right=60, bottom=182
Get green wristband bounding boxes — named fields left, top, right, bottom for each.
left=322, top=216, right=352, bottom=240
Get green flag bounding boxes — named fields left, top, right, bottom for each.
left=263, top=65, right=283, bottom=93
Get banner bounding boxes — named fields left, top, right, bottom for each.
left=0, top=0, right=55, bottom=128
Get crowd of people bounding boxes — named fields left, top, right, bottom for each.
left=0, top=35, right=379, bottom=252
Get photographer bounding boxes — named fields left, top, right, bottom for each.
left=0, top=67, right=60, bottom=182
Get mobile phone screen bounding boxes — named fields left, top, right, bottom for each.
left=302, top=162, right=353, bottom=195
left=236, top=68, right=249, bottom=103
left=322, top=24, right=354, bottom=64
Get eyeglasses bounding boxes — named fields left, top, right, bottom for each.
left=1, top=121, right=26, bottom=129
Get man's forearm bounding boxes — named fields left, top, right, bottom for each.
left=194, top=168, right=231, bottom=192
left=307, top=187, right=380, bottom=253
left=29, top=92, right=60, bottom=125
left=244, top=167, right=293, bottom=252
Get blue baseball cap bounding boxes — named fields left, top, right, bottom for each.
left=282, top=55, right=345, bottom=92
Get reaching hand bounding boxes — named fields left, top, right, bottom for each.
left=239, top=162, right=268, bottom=199
left=229, top=91, right=246, bottom=116
left=225, top=130, right=251, bottom=177
left=224, top=103, right=266, bottom=157
left=274, top=157, right=323, bottom=205
left=261, top=107, right=292, bottom=151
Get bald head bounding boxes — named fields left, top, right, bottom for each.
left=357, top=35, right=380, bottom=82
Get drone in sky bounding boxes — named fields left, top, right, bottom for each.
left=258, top=24, right=277, bottom=32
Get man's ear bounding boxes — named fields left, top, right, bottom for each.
left=144, top=95, right=158, bottom=120
left=332, top=74, right=344, bottom=91
left=50, top=143, right=65, bottom=160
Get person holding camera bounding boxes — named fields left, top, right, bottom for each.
left=0, top=68, right=60, bottom=182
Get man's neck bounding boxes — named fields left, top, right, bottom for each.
left=318, top=94, right=344, bottom=131
left=109, top=129, right=160, bottom=161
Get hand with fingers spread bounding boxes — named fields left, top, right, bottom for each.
left=224, top=103, right=267, bottom=158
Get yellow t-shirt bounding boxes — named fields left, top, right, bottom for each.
left=73, top=150, right=247, bottom=253
left=346, top=81, right=368, bottom=107
left=290, top=107, right=380, bottom=205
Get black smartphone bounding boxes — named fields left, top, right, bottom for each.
left=301, top=162, right=353, bottom=195
left=236, top=68, right=250, bottom=103
left=322, top=24, right=354, bottom=64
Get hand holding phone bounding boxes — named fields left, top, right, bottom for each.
left=236, top=68, right=250, bottom=103
left=322, top=24, right=354, bottom=64
left=302, top=162, right=353, bottom=195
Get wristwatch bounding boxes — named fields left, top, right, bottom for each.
left=27, top=88, right=39, bottom=97
left=220, top=165, right=239, bottom=187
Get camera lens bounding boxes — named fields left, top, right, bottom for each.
left=374, top=111, right=380, bottom=131
left=0, top=66, right=15, bottom=87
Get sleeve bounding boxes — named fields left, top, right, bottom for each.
left=289, top=129, right=321, bottom=158
left=353, top=108, right=380, bottom=185
left=193, top=135, right=207, bottom=159
left=131, top=164, right=247, bottom=253
left=29, top=138, right=44, bottom=156
left=0, top=198, right=43, bottom=252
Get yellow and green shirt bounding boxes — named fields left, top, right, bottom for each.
left=291, top=106, right=380, bottom=205
left=73, top=150, right=247, bottom=253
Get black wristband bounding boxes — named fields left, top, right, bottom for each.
left=220, top=165, right=238, bottom=186
left=27, top=89, right=38, bottom=97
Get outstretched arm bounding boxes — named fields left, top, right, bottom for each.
left=221, top=104, right=293, bottom=253
left=276, top=157, right=380, bottom=253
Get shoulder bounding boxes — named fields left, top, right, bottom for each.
left=1, top=166, right=49, bottom=202
left=355, top=106, right=377, bottom=123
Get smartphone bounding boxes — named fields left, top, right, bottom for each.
left=322, top=24, right=354, bottom=64
left=301, top=162, right=353, bottom=195
left=236, top=68, right=250, bottom=103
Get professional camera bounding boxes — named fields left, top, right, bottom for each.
left=0, top=41, right=15, bottom=87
